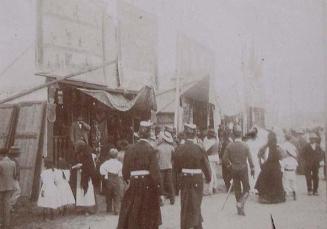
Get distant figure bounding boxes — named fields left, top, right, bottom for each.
left=117, top=121, right=163, bottom=229
left=223, top=126, right=254, bottom=216
left=302, top=133, right=323, bottom=196
left=100, top=148, right=123, bottom=214
left=37, top=159, right=60, bottom=220
left=70, top=115, right=91, bottom=150
left=203, top=128, right=219, bottom=195
left=157, top=130, right=175, bottom=205
left=281, top=133, right=298, bottom=200
left=220, top=130, right=233, bottom=191
left=244, top=127, right=260, bottom=193
left=174, top=123, right=211, bottom=229
left=255, top=131, right=285, bottom=203
left=0, top=148, right=17, bottom=228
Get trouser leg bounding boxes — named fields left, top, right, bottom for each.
left=304, top=167, right=313, bottom=192
left=222, top=165, right=232, bottom=190
left=312, top=165, right=319, bottom=193
left=239, top=169, right=250, bottom=208
left=166, top=169, right=175, bottom=202
left=232, top=175, right=241, bottom=202
left=104, top=180, right=113, bottom=212
left=10, top=181, right=21, bottom=209
left=2, top=191, right=12, bottom=228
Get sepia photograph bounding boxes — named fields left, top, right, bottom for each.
left=0, top=0, right=326, bottom=228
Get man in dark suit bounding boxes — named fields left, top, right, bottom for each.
left=223, top=126, right=254, bottom=216
left=302, top=132, right=323, bottom=196
left=70, top=115, right=91, bottom=150
left=0, top=148, right=17, bottom=229
left=174, top=123, right=211, bottom=229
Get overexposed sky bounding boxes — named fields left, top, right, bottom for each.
left=0, top=0, right=326, bottom=127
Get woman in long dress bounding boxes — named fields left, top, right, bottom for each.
left=255, top=131, right=286, bottom=203
left=72, top=142, right=97, bottom=214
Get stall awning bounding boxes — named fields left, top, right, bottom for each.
left=78, top=85, right=157, bottom=112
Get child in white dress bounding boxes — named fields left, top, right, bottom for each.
left=37, top=159, right=60, bottom=220
left=56, top=157, right=75, bottom=215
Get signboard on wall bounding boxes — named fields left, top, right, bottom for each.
left=37, top=0, right=118, bottom=87
left=117, top=0, right=158, bottom=90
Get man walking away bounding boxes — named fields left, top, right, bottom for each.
left=117, top=121, right=163, bottom=229
left=302, top=133, right=323, bottom=196
left=223, top=126, right=254, bottom=216
left=0, top=148, right=16, bottom=229
left=157, top=130, right=175, bottom=205
left=174, top=123, right=211, bottom=229
left=100, top=148, right=123, bottom=214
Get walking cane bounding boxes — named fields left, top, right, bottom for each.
left=221, top=179, right=233, bottom=210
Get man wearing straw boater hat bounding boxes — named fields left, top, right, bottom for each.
left=157, top=130, right=175, bottom=205
left=117, top=121, right=163, bottom=229
left=174, top=123, right=211, bottom=229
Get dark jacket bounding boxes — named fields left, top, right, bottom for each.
left=302, top=143, right=323, bottom=167
left=223, top=139, right=254, bottom=171
left=118, top=139, right=162, bottom=229
left=173, top=139, right=211, bottom=229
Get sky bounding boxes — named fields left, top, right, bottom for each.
left=0, top=0, right=326, bottom=128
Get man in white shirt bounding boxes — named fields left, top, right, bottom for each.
left=281, top=134, right=298, bottom=200
left=100, top=148, right=123, bottom=214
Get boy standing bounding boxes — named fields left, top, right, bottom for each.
left=100, top=148, right=123, bottom=214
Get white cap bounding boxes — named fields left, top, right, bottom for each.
left=184, top=123, right=196, bottom=130
left=140, top=120, right=152, bottom=128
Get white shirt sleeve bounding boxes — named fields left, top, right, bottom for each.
left=100, top=162, right=108, bottom=177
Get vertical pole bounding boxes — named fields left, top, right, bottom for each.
left=322, top=0, right=327, bottom=210
left=174, top=71, right=180, bottom=133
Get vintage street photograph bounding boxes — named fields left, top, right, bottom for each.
left=0, top=0, right=326, bottom=228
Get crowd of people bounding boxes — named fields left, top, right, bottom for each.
left=0, top=119, right=325, bottom=229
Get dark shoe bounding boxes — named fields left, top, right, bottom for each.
left=307, top=191, right=313, bottom=196
left=170, top=199, right=175, bottom=205
left=293, top=191, right=296, bottom=200
left=313, top=192, right=319, bottom=196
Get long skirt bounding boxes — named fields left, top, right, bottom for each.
left=255, top=162, right=285, bottom=203
left=180, top=174, right=204, bottom=229
left=76, top=170, right=95, bottom=207
left=117, top=176, right=161, bottom=229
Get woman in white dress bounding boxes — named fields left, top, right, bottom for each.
left=72, top=142, right=97, bottom=214
left=37, top=159, right=61, bottom=220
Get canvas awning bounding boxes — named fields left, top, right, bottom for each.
left=78, top=85, right=157, bottom=112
